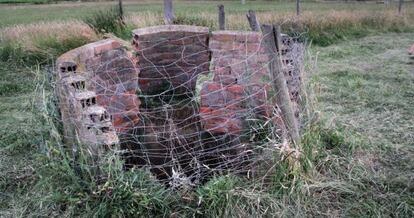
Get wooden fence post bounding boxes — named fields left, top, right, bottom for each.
left=218, top=4, right=225, bottom=30
left=246, top=10, right=260, bottom=32
left=398, top=0, right=403, bottom=14
left=296, top=0, right=300, bottom=16
left=261, top=24, right=300, bottom=146
left=118, top=0, right=124, bottom=24
left=164, top=0, right=175, bottom=25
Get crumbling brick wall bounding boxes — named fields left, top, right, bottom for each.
left=280, top=35, right=304, bottom=119
left=132, top=25, right=210, bottom=96
left=131, top=25, right=211, bottom=179
left=58, top=39, right=140, bottom=135
left=199, top=31, right=294, bottom=137
left=56, top=60, right=118, bottom=153
left=56, top=39, right=140, bottom=151
left=56, top=25, right=304, bottom=180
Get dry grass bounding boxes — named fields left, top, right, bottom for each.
left=124, top=9, right=414, bottom=30
left=0, top=20, right=97, bottom=64
left=0, top=20, right=98, bottom=44
left=229, top=9, right=412, bottom=29
left=123, top=9, right=413, bottom=45
left=0, top=8, right=412, bottom=63
left=124, top=11, right=163, bottom=28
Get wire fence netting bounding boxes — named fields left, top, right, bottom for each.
left=54, top=27, right=306, bottom=188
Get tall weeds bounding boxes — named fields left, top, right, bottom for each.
left=0, top=21, right=97, bottom=64
left=83, top=7, right=129, bottom=38
left=126, top=9, right=414, bottom=46
left=0, top=9, right=412, bottom=64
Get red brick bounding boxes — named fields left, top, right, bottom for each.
left=235, top=32, right=261, bottom=43
left=226, top=85, right=244, bottom=94
left=138, top=79, right=150, bottom=86
left=232, top=42, right=246, bottom=51
left=93, top=40, right=121, bottom=55
left=206, top=82, right=221, bottom=92
left=199, top=107, right=212, bottom=114
left=211, top=33, right=235, bottom=42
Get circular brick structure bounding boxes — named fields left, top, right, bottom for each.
left=56, top=25, right=304, bottom=185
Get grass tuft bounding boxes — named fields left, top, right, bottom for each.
left=83, top=7, right=132, bottom=40
left=0, top=21, right=98, bottom=64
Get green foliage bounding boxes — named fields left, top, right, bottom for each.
left=196, top=175, right=241, bottom=217
left=285, top=23, right=410, bottom=47
left=36, top=154, right=175, bottom=216
left=0, top=42, right=42, bottom=65
left=0, top=35, right=92, bottom=65
left=83, top=7, right=131, bottom=39
left=174, top=14, right=215, bottom=30
left=35, top=35, right=93, bottom=59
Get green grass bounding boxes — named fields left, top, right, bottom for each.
left=1, top=1, right=413, bottom=65
left=83, top=6, right=132, bottom=39
left=0, top=1, right=413, bottom=216
left=0, top=0, right=50, bottom=4
left=0, top=35, right=94, bottom=65
left=1, top=0, right=413, bottom=66
left=312, top=32, right=414, bottom=216
left=0, top=1, right=412, bottom=28
left=1, top=32, right=413, bottom=217
left=0, top=62, right=39, bottom=216
left=316, top=33, right=414, bottom=149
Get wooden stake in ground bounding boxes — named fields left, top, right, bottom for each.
left=218, top=4, right=225, bottom=30
left=118, top=0, right=124, bottom=24
left=296, top=0, right=300, bottom=16
left=246, top=10, right=260, bottom=32
left=261, top=24, right=300, bottom=146
left=398, top=0, right=403, bottom=14
left=164, top=0, right=175, bottom=25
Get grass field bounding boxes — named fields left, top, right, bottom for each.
left=0, top=0, right=413, bottom=27
left=0, top=0, right=413, bottom=217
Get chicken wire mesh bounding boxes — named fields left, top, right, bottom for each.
left=54, top=25, right=305, bottom=188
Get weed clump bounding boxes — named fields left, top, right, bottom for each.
left=0, top=21, right=97, bottom=64
left=124, top=9, right=414, bottom=46
left=173, top=13, right=215, bottom=30
left=83, top=7, right=131, bottom=40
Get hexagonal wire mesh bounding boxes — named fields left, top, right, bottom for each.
left=54, top=25, right=305, bottom=189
